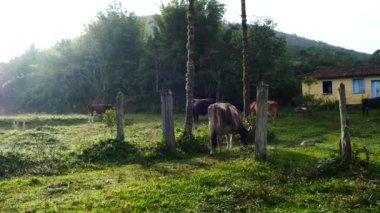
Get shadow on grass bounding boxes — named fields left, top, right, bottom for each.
left=0, top=152, right=34, bottom=178
left=268, top=149, right=321, bottom=177
left=0, top=151, right=70, bottom=178
left=268, top=148, right=380, bottom=180
left=77, top=134, right=214, bottom=173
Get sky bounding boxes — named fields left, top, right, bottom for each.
left=0, top=0, right=379, bottom=63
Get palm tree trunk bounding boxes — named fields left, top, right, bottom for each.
left=241, top=0, right=250, bottom=118
left=184, top=0, right=195, bottom=136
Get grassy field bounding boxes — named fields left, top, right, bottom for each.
left=0, top=110, right=379, bottom=212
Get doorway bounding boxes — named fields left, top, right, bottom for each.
left=371, top=80, right=380, bottom=98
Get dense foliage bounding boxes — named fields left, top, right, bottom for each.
left=0, top=0, right=371, bottom=113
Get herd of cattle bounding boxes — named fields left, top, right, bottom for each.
left=88, top=96, right=380, bottom=155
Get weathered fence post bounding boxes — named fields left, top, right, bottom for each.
left=338, top=83, right=352, bottom=163
left=116, top=91, right=125, bottom=141
left=161, top=89, right=175, bottom=151
left=255, top=81, right=268, bottom=162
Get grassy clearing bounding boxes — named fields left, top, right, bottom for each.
left=0, top=110, right=379, bottom=212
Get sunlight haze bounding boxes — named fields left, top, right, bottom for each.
left=0, top=0, right=379, bottom=63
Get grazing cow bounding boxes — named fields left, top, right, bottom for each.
left=88, top=104, right=113, bottom=122
left=208, top=103, right=248, bottom=155
left=362, top=97, right=380, bottom=115
left=192, top=98, right=215, bottom=123
left=250, top=100, right=278, bottom=123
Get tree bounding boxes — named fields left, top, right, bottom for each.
left=154, top=0, right=225, bottom=100
left=241, top=0, right=249, bottom=118
left=249, top=19, right=286, bottom=162
left=1, top=1, right=368, bottom=114
left=184, top=0, right=195, bottom=136
left=154, top=1, right=188, bottom=93
left=248, top=19, right=286, bottom=84
left=82, top=2, right=142, bottom=101
left=303, top=76, right=318, bottom=94
left=369, top=49, right=380, bottom=64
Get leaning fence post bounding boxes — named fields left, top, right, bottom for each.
left=255, top=81, right=268, bottom=162
left=161, top=89, right=175, bottom=151
left=338, top=83, right=352, bottom=164
left=116, top=91, right=125, bottom=141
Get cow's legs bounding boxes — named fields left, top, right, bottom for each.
left=223, top=135, right=230, bottom=150
left=88, top=111, right=94, bottom=123
left=90, top=111, right=97, bottom=123
left=226, top=134, right=233, bottom=150
left=210, top=130, right=218, bottom=155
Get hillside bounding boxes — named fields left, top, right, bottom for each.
left=141, top=15, right=371, bottom=62
left=276, top=31, right=371, bottom=61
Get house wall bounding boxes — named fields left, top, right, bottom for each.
left=302, top=76, right=380, bottom=105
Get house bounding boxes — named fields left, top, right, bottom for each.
left=302, top=64, right=380, bottom=105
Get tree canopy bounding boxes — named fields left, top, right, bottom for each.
left=0, top=0, right=372, bottom=114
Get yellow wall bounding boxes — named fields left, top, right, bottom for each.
left=302, top=76, right=380, bottom=104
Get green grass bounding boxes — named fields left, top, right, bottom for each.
left=0, top=110, right=379, bottom=212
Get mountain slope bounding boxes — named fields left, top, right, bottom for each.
left=276, top=31, right=370, bottom=61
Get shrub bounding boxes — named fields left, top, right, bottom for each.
left=243, top=118, right=276, bottom=144
left=102, top=109, right=116, bottom=133
left=310, top=147, right=371, bottom=178
left=320, top=99, right=339, bottom=111
left=176, top=132, right=209, bottom=154
left=79, top=139, right=141, bottom=164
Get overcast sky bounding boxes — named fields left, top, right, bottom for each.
left=0, top=0, right=379, bottom=63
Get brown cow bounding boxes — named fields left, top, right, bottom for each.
left=250, top=100, right=278, bottom=123
left=208, top=103, right=248, bottom=155
left=88, top=104, right=113, bottom=122
left=192, top=98, right=215, bottom=123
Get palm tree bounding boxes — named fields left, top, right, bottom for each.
left=184, top=0, right=195, bottom=136
left=241, top=0, right=249, bottom=118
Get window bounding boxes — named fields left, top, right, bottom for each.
left=322, top=80, right=333, bottom=95
left=352, top=78, right=365, bottom=94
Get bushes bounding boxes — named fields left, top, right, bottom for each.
left=320, top=98, right=339, bottom=111
left=0, top=148, right=72, bottom=178
left=310, top=147, right=371, bottom=178
left=294, top=94, right=339, bottom=111
left=79, top=139, right=141, bottom=164
left=176, top=132, right=209, bottom=155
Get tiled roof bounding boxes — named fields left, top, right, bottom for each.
left=303, top=64, right=380, bottom=79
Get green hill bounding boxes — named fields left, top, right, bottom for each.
left=276, top=31, right=370, bottom=61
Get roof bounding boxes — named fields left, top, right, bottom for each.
left=303, top=64, right=380, bottom=79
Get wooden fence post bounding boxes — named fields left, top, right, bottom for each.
left=116, top=91, right=125, bottom=141
left=161, top=89, right=175, bottom=151
left=338, top=83, right=352, bottom=163
left=255, top=81, right=268, bottom=162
